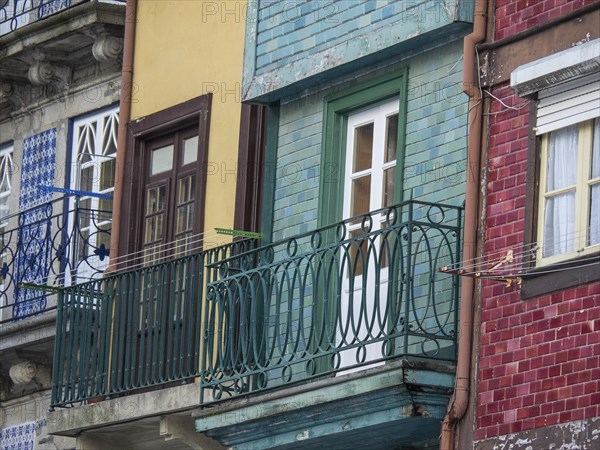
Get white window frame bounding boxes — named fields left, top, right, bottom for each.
left=339, top=98, right=398, bottom=372
left=68, top=106, right=118, bottom=282
left=0, top=143, right=13, bottom=321
left=343, top=99, right=399, bottom=225
left=511, top=42, right=600, bottom=268
left=537, top=118, right=600, bottom=265
left=0, top=144, right=13, bottom=229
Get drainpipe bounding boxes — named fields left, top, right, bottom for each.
left=440, top=1, right=488, bottom=449
left=108, top=0, right=137, bottom=271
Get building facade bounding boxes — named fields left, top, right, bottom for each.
left=14, top=1, right=599, bottom=450
left=45, top=1, right=479, bottom=449
left=472, top=1, right=600, bottom=448
left=190, top=1, right=475, bottom=449
left=47, top=1, right=267, bottom=449
left=0, top=1, right=125, bottom=449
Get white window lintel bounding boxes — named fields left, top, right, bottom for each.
left=510, top=38, right=600, bottom=97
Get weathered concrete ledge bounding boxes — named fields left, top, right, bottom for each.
left=0, top=0, right=126, bottom=57
left=194, top=358, right=455, bottom=422
left=47, top=381, right=202, bottom=436
left=194, top=359, right=456, bottom=449
left=0, top=310, right=56, bottom=352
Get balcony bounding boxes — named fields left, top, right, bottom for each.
left=49, top=200, right=462, bottom=448
left=0, top=0, right=124, bottom=35
left=0, top=0, right=125, bottom=119
left=200, top=200, right=462, bottom=403
left=0, top=197, right=111, bottom=324
left=50, top=239, right=256, bottom=408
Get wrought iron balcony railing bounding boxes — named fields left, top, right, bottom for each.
left=200, top=200, right=463, bottom=403
left=50, top=239, right=256, bottom=408
left=0, top=0, right=125, bottom=36
left=50, top=200, right=462, bottom=409
left=0, top=197, right=111, bottom=323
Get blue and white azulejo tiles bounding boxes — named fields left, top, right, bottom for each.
left=13, top=128, right=57, bottom=318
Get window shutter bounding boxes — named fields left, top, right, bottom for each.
left=536, top=72, right=600, bottom=135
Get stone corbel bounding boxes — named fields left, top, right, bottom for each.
left=92, top=34, right=124, bottom=62
left=28, top=61, right=71, bottom=88
left=9, top=361, right=52, bottom=388
left=160, top=416, right=226, bottom=450
left=0, top=375, right=9, bottom=401
left=26, top=50, right=71, bottom=88
left=0, top=80, right=31, bottom=111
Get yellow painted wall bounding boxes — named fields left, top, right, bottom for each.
left=131, top=0, right=247, bottom=239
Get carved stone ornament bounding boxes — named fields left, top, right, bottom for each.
left=28, top=61, right=55, bottom=86
left=92, top=35, right=124, bottom=62
left=9, top=361, right=38, bottom=385
left=0, top=81, right=13, bottom=99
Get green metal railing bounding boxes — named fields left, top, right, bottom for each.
left=50, top=239, right=255, bottom=408
left=51, top=200, right=462, bottom=409
left=200, top=200, right=462, bottom=403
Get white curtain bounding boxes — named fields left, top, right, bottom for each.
left=590, top=118, right=600, bottom=246
left=543, top=125, right=578, bottom=257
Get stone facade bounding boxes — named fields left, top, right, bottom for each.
left=0, top=1, right=124, bottom=448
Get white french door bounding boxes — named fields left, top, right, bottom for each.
left=338, top=98, right=399, bottom=372
left=68, top=107, right=118, bottom=285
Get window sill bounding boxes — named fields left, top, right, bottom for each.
left=521, top=251, right=600, bottom=299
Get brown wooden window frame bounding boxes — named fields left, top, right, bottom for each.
left=521, top=100, right=600, bottom=299
left=118, top=94, right=212, bottom=263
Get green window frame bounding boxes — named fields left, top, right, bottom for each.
left=318, top=70, right=409, bottom=227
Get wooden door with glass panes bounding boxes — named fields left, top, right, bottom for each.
left=339, top=98, right=399, bottom=372
left=142, top=127, right=200, bottom=263
left=132, top=126, right=201, bottom=387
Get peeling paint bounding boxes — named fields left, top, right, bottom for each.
left=296, top=430, right=309, bottom=441
left=475, top=418, right=600, bottom=450
left=572, top=32, right=592, bottom=47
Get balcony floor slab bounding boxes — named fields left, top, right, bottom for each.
left=194, top=359, right=455, bottom=450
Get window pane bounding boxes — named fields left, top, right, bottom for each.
left=78, top=125, right=95, bottom=164
left=348, top=229, right=369, bottom=277
left=99, top=197, right=112, bottom=214
left=183, top=136, right=199, bottom=166
left=146, top=186, right=166, bottom=214
left=385, top=114, right=399, bottom=163
left=383, top=167, right=395, bottom=208
left=151, top=144, right=174, bottom=175
left=80, top=166, right=94, bottom=192
left=79, top=198, right=91, bottom=212
left=78, top=230, right=90, bottom=261
left=0, top=195, right=9, bottom=224
left=145, top=214, right=164, bottom=244
left=102, top=114, right=118, bottom=156
left=100, top=159, right=115, bottom=191
left=97, top=224, right=111, bottom=252
left=589, top=184, right=600, bottom=247
left=176, top=204, right=194, bottom=235
left=0, top=151, right=13, bottom=193
left=592, top=118, right=600, bottom=180
left=178, top=175, right=195, bottom=204
left=546, top=125, right=578, bottom=191
left=543, top=191, right=576, bottom=257
left=351, top=175, right=371, bottom=217
left=353, top=123, right=373, bottom=173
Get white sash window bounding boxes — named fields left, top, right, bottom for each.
left=538, top=118, right=600, bottom=264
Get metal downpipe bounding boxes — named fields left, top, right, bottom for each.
left=441, top=0, right=488, bottom=448
left=108, top=0, right=137, bottom=271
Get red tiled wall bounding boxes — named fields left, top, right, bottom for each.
left=494, top=0, right=599, bottom=40
left=476, top=84, right=600, bottom=440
